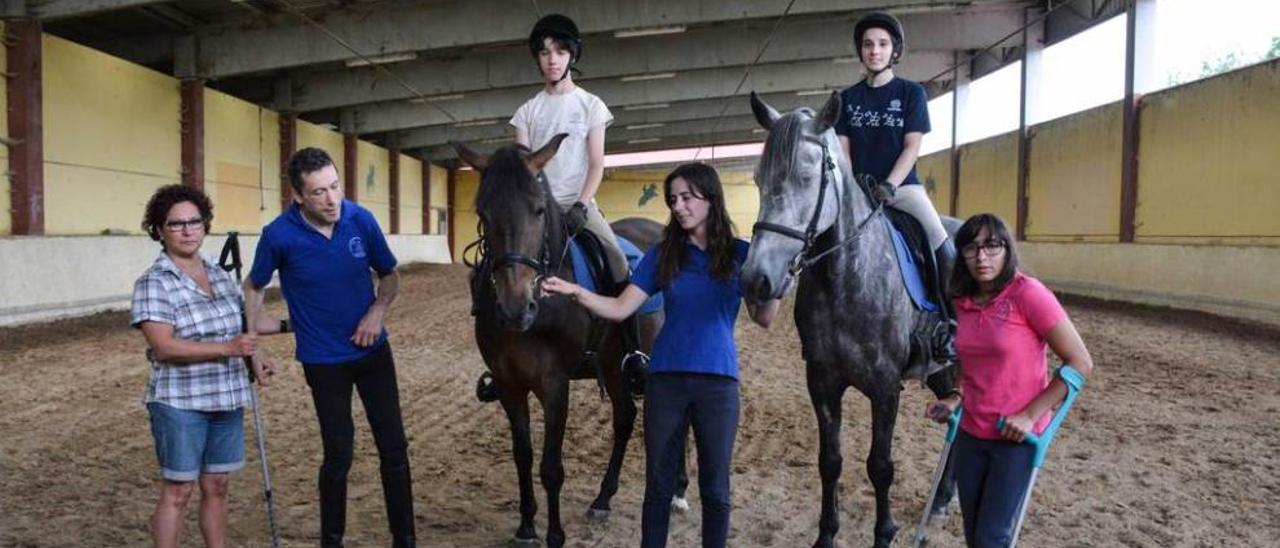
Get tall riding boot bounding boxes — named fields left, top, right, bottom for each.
left=619, top=313, right=649, bottom=398
left=929, top=240, right=958, bottom=365
left=381, top=458, right=417, bottom=548
left=319, top=468, right=348, bottom=548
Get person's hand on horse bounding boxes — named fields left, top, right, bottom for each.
left=872, top=180, right=898, bottom=205
left=999, top=409, right=1035, bottom=443
left=565, top=202, right=589, bottom=235
left=223, top=333, right=258, bottom=358
left=540, top=276, right=581, bottom=300
left=251, top=351, right=278, bottom=387
left=924, top=394, right=960, bottom=424
left=351, top=306, right=386, bottom=347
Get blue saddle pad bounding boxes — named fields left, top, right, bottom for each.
left=568, top=236, right=664, bottom=315
left=885, top=218, right=938, bottom=313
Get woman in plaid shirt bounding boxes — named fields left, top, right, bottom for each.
left=131, top=185, right=282, bottom=548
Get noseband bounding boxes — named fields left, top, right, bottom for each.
left=752, top=132, right=883, bottom=276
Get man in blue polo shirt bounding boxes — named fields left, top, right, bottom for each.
left=244, top=147, right=416, bottom=548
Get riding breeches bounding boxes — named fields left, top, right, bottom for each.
left=574, top=201, right=630, bottom=284
left=887, top=184, right=949, bottom=250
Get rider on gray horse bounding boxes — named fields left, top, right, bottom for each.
left=835, top=12, right=958, bottom=366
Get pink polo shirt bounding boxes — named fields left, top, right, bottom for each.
left=954, top=272, right=1067, bottom=441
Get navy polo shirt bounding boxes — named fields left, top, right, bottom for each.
left=250, top=200, right=397, bottom=365
left=630, top=239, right=749, bottom=380
left=835, top=77, right=931, bottom=186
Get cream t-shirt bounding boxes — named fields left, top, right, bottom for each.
left=510, top=87, right=613, bottom=207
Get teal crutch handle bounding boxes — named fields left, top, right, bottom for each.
left=945, top=405, right=963, bottom=443
left=997, top=365, right=1086, bottom=467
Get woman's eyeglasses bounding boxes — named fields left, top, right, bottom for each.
left=164, top=218, right=205, bottom=233
left=961, top=239, right=1006, bottom=258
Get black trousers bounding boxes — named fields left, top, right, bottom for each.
left=303, top=342, right=416, bottom=547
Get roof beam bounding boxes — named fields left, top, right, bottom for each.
left=290, top=8, right=1021, bottom=112
left=25, top=0, right=167, bottom=20
left=189, top=0, right=1010, bottom=78
left=353, top=51, right=952, bottom=135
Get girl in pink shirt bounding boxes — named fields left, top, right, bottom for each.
left=926, top=213, right=1094, bottom=547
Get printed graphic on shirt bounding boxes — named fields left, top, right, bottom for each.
left=844, top=104, right=907, bottom=129
left=348, top=236, right=366, bottom=259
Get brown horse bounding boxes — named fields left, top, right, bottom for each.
left=453, top=136, right=666, bottom=547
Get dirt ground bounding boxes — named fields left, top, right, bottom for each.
left=2, top=263, right=1277, bottom=547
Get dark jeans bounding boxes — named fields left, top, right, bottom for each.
left=303, top=342, right=416, bottom=547
left=641, top=373, right=740, bottom=548
left=952, top=429, right=1036, bottom=548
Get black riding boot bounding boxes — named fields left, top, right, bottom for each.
left=382, top=460, right=417, bottom=548
left=619, top=313, right=648, bottom=398
left=319, top=472, right=347, bottom=548
left=929, top=241, right=958, bottom=366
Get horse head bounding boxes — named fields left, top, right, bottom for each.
left=453, top=133, right=569, bottom=332
left=742, top=91, right=847, bottom=304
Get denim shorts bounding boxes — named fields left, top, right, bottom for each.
left=147, top=402, right=245, bottom=481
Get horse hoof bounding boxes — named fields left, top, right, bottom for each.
left=670, top=496, right=690, bottom=514
left=510, top=536, right=541, bottom=547
left=586, top=507, right=611, bottom=521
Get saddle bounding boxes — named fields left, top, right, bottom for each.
left=883, top=207, right=951, bottom=382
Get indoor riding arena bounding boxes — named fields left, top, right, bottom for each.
left=1, top=1, right=1277, bottom=547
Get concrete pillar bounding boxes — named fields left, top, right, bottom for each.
left=1016, top=8, right=1046, bottom=240
left=6, top=18, right=43, bottom=235
left=1120, top=0, right=1157, bottom=242
left=388, top=148, right=400, bottom=234
left=278, top=113, right=297, bottom=213
left=447, top=168, right=457, bottom=262
left=343, top=134, right=358, bottom=202
left=948, top=50, right=972, bottom=217
left=422, top=161, right=433, bottom=235
left=180, top=79, right=204, bottom=191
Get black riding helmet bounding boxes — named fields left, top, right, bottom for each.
left=853, top=12, right=906, bottom=65
left=528, top=13, right=583, bottom=64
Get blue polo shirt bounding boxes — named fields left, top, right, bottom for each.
left=630, top=239, right=749, bottom=380
left=249, top=200, right=397, bottom=365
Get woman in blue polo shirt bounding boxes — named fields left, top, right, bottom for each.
left=542, top=162, right=780, bottom=548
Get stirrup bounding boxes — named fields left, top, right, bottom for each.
left=475, top=371, right=499, bottom=403
left=621, top=351, right=649, bottom=400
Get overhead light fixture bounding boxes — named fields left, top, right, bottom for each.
left=796, top=89, right=836, bottom=96
left=408, top=93, right=465, bottom=104
left=614, top=25, right=687, bottom=38
left=319, top=122, right=339, bottom=130
left=454, top=119, right=498, bottom=128
left=480, top=137, right=509, bottom=145
left=626, top=123, right=666, bottom=131
left=752, top=128, right=768, bottom=134
left=624, top=102, right=670, bottom=111
left=621, top=72, right=677, bottom=82
left=345, top=52, right=418, bottom=67
left=832, top=56, right=860, bottom=64
left=627, top=138, right=661, bottom=145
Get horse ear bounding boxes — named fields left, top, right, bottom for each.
left=451, top=141, right=489, bottom=171
left=527, top=132, right=569, bottom=172
left=750, top=91, right=781, bottom=130
left=815, top=91, right=842, bottom=131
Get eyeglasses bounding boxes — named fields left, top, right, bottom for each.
left=163, top=218, right=205, bottom=233
left=961, top=239, right=1006, bottom=258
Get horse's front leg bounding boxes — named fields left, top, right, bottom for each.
left=539, top=375, right=571, bottom=548
left=589, top=361, right=638, bottom=520
left=500, top=390, right=539, bottom=545
left=807, top=364, right=847, bottom=548
left=868, top=389, right=902, bottom=548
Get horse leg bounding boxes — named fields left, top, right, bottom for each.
left=500, top=392, right=539, bottom=545
left=673, top=439, right=691, bottom=514
left=807, top=368, right=847, bottom=548
left=539, top=377, right=571, bottom=548
left=588, top=373, right=638, bottom=520
left=867, top=391, right=902, bottom=548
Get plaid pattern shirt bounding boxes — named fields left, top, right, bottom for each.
left=131, top=251, right=251, bottom=411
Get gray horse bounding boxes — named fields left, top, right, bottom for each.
left=741, top=91, right=958, bottom=548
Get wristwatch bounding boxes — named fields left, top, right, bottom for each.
left=280, top=318, right=291, bottom=333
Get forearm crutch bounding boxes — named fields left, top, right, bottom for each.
left=999, top=365, right=1087, bottom=548
left=912, top=405, right=962, bottom=548
left=219, top=231, right=282, bottom=548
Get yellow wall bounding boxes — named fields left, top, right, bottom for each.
left=204, top=88, right=281, bottom=234
left=356, top=140, right=391, bottom=229
left=296, top=120, right=345, bottom=179
left=428, top=164, right=448, bottom=235
left=1025, top=102, right=1122, bottom=241
left=1136, top=59, right=1280, bottom=244
left=0, top=21, right=9, bottom=235
left=399, top=154, right=423, bottom=234
left=452, top=169, right=480, bottom=261
left=43, top=34, right=181, bottom=235
left=955, top=131, right=1019, bottom=224
left=917, top=151, right=953, bottom=216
